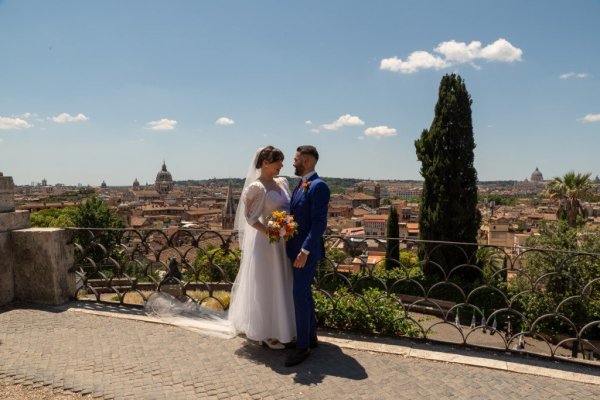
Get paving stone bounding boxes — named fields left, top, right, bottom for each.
left=2, top=305, right=600, bottom=399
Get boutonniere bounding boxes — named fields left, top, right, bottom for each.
left=302, top=181, right=312, bottom=192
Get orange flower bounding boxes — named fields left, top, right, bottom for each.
left=302, top=181, right=312, bottom=192
left=265, top=210, right=298, bottom=243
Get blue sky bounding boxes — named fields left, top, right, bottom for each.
left=1, top=0, right=599, bottom=186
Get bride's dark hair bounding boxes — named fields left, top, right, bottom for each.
left=255, top=146, right=284, bottom=168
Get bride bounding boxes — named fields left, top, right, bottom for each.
left=227, top=146, right=296, bottom=349
left=145, top=146, right=295, bottom=348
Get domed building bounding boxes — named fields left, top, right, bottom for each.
left=530, top=167, right=543, bottom=183
left=132, top=178, right=140, bottom=191
left=155, top=161, right=174, bottom=195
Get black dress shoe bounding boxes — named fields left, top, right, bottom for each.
left=283, top=336, right=318, bottom=349
left=284, top=349, right=310, bottom=367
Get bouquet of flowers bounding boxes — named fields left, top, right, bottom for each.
left=266, top=210, right=298, bottom=243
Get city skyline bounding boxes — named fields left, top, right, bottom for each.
left=1, top=1, right=599, bottom=185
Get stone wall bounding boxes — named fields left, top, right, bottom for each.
left=0, top=231, right=14, bottom=306
left=12, top=228, right=75, bottom=305
left=0, top=172, right=16, bottom=213
left=0, top=179, right=30, bottom=306
left=0, top=172, right=75, bottom=306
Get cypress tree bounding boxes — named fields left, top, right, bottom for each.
left=385, top=206, right=400, bottom=270
left=414, top=73, right=481, bottom=277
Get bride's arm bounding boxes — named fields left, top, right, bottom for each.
left=243, top=183, right=268, bottom=234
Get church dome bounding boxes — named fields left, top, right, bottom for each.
left=133, top=178, right=140, bottom=189
left=530, top=167, right=543, bottom=182
left=156, top=162, right=173, bottom=182
left=155, top=161, right=174, bottom=195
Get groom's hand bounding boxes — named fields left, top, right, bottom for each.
left=293, top=252, right=308, bottom=268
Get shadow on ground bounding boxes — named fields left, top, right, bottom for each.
left=234, top=340, right=368, bottom=385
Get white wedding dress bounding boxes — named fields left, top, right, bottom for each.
left=228, top=177, right=296, bottom=343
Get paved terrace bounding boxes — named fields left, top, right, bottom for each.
left=2, top=303, right=600, bottom=399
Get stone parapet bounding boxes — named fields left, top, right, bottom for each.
left=0, top=232, right=14, bottom=306
left=0, top=207, right=30, bottom=306
left=11, top=228, right=76, bottom=305
left=0, top=210, right=31, bottom=233
left=0, top=172, right=16, bottom=213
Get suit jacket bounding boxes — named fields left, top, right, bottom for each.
left=286, top=173, right=330, bottom=261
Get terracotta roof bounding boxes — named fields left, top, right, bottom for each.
left=344, top=193, right=376, bottom=200
left=363, top=215, right=389, bottom=221
left=185, top=208, right=222, bottom=216
left=130, top=217, right=148, bottom=227
left=135, top=190, right=161, bottom=196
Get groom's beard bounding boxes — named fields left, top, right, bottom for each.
left=294, top=165, right=305, bottom=177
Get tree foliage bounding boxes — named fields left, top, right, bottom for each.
left=31, top=207, right=77, bottom=228
left=514, top=220, right=600, bottom=339
left=385, top=206, right=400, bottom=270
left=72, top=196, right=124, bottom=229
left=414, top=73, right=481, bottom=275
left=71, top=196, right=124, bottom=262
left=545, top=171, right=592, bottom=227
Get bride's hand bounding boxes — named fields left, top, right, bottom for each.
left=251, top=222, right=268, bottom=234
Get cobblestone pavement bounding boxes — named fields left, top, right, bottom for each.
left=2, top=305, right=600, bottom=400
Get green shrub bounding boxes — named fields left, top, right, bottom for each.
left=191, top=244, right=241, bottom=282
left=314, top=287, right=421, bottom=337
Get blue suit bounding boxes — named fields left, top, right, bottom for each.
left=286, top=173, right=330, bottom=350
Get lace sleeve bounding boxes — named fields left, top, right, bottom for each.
left=242, top=182, right=266, bottom=225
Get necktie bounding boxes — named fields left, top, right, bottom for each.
left=293, top=179, right=302, bottom=196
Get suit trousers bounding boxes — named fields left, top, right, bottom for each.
left=292, top=255, right=318, bottom=350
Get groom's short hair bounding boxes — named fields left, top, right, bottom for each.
left=297, top=145, right=319, bottom=161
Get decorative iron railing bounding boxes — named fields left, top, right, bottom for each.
left=67, top=228, right=600, bottom=365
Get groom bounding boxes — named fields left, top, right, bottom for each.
left=285, top=145, right=330, bottom=367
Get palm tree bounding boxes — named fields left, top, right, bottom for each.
left=545, top=172, right=592, bottom=227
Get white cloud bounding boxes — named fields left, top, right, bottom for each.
left=305, top=120, right=313, bottom=125
left=560, top=72, right=589, bottom=79
left=435, top=40, right=482, bottom=63
left=0, top=116, right=32, bottom=130
left=381, top=38, right=522, bottom=74
left=380, top=51, right=449, bottom=74
left=321, top=114, right=365, bottom=130
left=52, top=112, right=89, bottom=123
left=364, top=126, right=397, bottom=138
left=310, top=128, right=320, bottom=133
left=479, top=38, right=523, bottom=62
left=215, top=117, right=235, bottom=126
left=582, top=113, right=600, bottom=122
left=146, top=118, right=177, bottom=130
